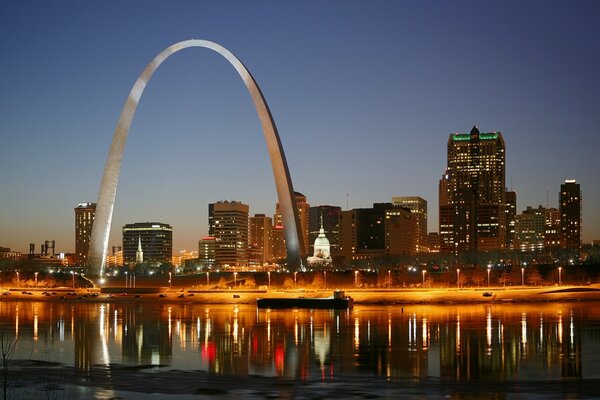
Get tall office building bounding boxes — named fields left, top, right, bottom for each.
left=515, top=206, right=546, bottom=252
left=559, top=180, right=581, bottom=251
left=385, top=207, right=417, bottom=256
left=439, top=172, right=454, bottom=253
left=271, top=225, right=286, bottom=262
left=504, top=191, right=517, bottom=250
left=198, top=236, right=216, bottom=269
left=74, top=202, right=96, bottom=267
left=439, top=126, right=506, bottom=253
left=249, top=214, right=272, bottom=265
left=122, top=222, right=172, bottom=265
left=544, top=208, right=561, bottom=251
left=209, top=201, right=249, bottom=268
left=339, top=203, right=416, bottom=263
left=391, top=196, right=427, bottom=253
left=309, top=205, right=341, bottom=257
left=274, top=192, right=309, bottom=256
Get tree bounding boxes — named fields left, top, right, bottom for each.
left=472, top=270, right=485, bottom=287
left=282, top=277, right=294, bottom=289
left=498, top=270, right=511, bottom=287
left=244, top=277, right=256, bottom=288
left=527, top=267, right=543, bottom=286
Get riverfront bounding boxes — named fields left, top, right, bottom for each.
left=3, top=283, right=600, bottom=305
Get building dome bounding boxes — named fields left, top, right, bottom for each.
left=313, top=225, right=331, bottom=258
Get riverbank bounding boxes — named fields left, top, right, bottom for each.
left=2, top=284, right=600, bottom=304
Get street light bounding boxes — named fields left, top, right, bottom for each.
left=323, top=271, right=327, bottom=288
left=16, top=271, right=19, bottom=288
left=206, top=271, right=210, bottom=287
left=34, top=272, right=38, bottom=285
left=294, top=271, right=297, bottom=288
left=268, top=271, right=271, bottom=289
left=71, top=271, right=75, bottom=289
left=354, top=270, right=359, bottom=288
left=422, top=270, right=426, bottom=287
left=125, top=271, right=128, bottom=288
left=168, top=271, right=172, bottom=288
left=388, top=270, right=391, bottom=289
left=487, top=267, right=491, bottom=287
left=457, top=268, right=460, bottom=290
left=521, top=267, right=524, bottom=286
left=558, top=266, right=562, bottom=285
left=234, top=272, right=238, bottom=287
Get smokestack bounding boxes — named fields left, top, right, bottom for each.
left=29, top=243, right=34, bottom=255
left=51, top=240, right=55, bottom=257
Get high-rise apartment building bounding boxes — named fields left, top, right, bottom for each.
left=122, top=222, right=172, bottom=265
left=209, top=201, right=249, bottom=268
left=560, top=180, right=581, bottom=251
left=309, top=205, right=341, bottom=257
left=391, top=196, right=427, bottom=253
left=74, top=202, right=96, bottom=267
left=439, top=126, right=506, bottom=253
left=249, top=214, right=272, bottom=265
left=274, top=192, right=309, bottom=256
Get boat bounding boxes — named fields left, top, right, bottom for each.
left=257, top=290, right=353, bottom=309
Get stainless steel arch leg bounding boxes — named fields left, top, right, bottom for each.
left=87, top=40, right=304, bottom=283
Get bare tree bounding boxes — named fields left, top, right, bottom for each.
left=498, top=270, right=512, bottom=287
left=527, top=267, right=543, bottom=286
left=1, top=329, right=17, bottom=400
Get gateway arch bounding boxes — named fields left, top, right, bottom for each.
left=87, top=39, right=304, bottom=281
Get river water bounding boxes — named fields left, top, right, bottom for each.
left=1, top=301, right=600, bottom=398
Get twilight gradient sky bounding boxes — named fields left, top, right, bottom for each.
left=1, top=1, right=599, bottom=254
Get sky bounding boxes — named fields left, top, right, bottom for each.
left=1, top=0, right=599, bottom=254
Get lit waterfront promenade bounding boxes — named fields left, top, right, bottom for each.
left=2, top=284, right=600, bottom=305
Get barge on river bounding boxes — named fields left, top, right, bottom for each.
left=257, top=290, right=353, bottom=309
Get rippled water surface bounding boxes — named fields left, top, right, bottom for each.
left=2, top=301, right=600, bottom=398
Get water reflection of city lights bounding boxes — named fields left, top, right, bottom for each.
left=33, top=305, right=38, bottom=341
left=456, top=314, right=461, bottom=352
left=521, top=312, right=527, bottom=346
left=354, top=317, right=360, bottom=350
left=422, top=317, right=428, bottom=349
left=486, top=307, right=492, bottom=352
left=570, top=310, right=574, bottom=347
left=558, top=312, right=563, bottom=344
left=388, top=315, right=392, bottom=348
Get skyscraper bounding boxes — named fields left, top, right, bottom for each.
left=74, top=202, right=96, bottom=267
left=122, top=222, right=172, bottom=265
left=249, top=214, right=272, bottom=265
left=209, top=201, right=249, bottom=268
left=274, top=192, right=309, bottom=257
left=560, top=180, right=581, bottom=252
left=391, top=196, right=427, bottom=253
left=440, top=126, right=506, bottom=253
left=504, top=191, right=517, bottom=250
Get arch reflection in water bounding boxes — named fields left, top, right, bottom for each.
left=1, top=302, right=599, bottom=382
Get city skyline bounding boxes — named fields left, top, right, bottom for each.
left=1, top=1, right=599, bottom=253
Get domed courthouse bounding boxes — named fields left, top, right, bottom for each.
left=307, top=215, right=332, bottom=267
